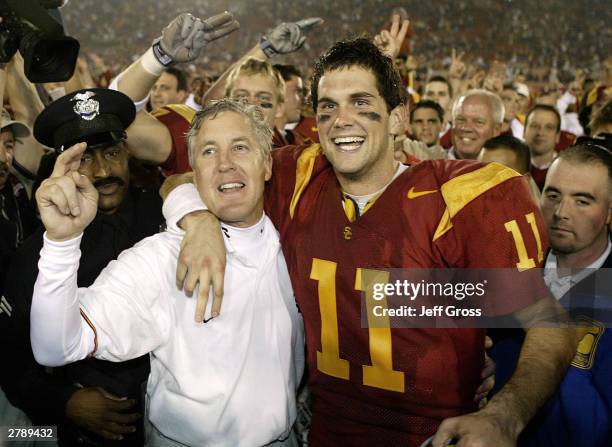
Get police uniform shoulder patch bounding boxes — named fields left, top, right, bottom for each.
left=572, top=320, right=605, bottom=370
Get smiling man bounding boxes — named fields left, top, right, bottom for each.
left=30, top=99, right=304, bottom=447
left=164, top=38, right=576, bottom=446
left=450, top=89, right=504, bottom=160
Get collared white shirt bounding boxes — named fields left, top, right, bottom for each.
left=544, top=238, right=612, bottom=300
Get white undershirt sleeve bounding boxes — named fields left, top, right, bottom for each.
left=108, top=73, right=150, bottom=112
left=32, top=232, right=172, bottom=367
left=31, top=233, right=94, bottom=367
left=162, top=183, right=208, bottom=233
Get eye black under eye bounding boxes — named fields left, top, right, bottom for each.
left=259, top=103, right=273, bottom=109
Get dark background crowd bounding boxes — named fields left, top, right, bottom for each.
left=62, top=0, right=611, bottom=83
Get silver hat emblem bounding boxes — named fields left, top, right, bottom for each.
left=71, top=91, right=100, bottom=121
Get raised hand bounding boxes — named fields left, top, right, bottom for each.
left=153, top=12, right=240, bottom=66
left=35, top=143, right=98, bottom=242
left=467, top=69, right=486, bottom=90
left=260, top=17, right=324, bottom=57
left=373, top=13, right=410, bottom=60
left=449, top=49, right=467, bottom=80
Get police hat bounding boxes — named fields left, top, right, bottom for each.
left=34, top=88, right=136, bottom=152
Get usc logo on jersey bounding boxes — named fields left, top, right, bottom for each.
left=343, top=226, right=352, bottom=240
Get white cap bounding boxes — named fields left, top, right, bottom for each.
left=515, top=82, right=530, bottom=98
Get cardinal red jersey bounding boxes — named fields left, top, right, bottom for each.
left=152, top=104, right=196, bottom=175
left=272, top=126, right=288, bottom=149
left=555, top=130, right=576, bottom=151
left=293, top=115, right=320, bottom=143
left=439, top=127, right=453, bottom=149
left=265, top=144, right=548, bottom=446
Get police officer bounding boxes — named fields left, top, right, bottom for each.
left=1, top=88, right=163, bottom=446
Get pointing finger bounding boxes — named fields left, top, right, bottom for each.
left=296, top=17, right=324, bottom=31
left=201, top=11, right=235, bottom=30
left=51, top=142, right=87, bottom=178
left=203, top=20, right=240, bottom=42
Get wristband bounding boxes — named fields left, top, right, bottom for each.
left=152, top=41, right=175, bottom=67
left=259, top=37, right=277, bottom=58
left=140, top=47, right=166, bottom=76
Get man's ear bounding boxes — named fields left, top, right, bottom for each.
left=389, top=104, right=408, bottom=137
left=264, top=152, right=273, bottom=182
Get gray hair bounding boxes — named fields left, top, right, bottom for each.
left=452, top=89, right=505, bottom=125
left=187, top=98, right=273, bottom=168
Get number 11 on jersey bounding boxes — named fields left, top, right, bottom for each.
left=310, top=258, right=405, bottom=392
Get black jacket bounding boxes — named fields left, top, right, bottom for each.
left=0, top=175, right=39, bottom=289
left=0, top=186, right=163, bottom=446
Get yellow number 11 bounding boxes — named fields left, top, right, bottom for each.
left=504, top=212, right=544, bottom=270
left=310, top=258, right=405, bottom=393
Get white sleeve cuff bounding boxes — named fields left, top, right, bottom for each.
left=39, top=232, right=83, bottom=271
left=108, top=73, right=150, bottom=113
left=162, top=183, right=207, bottom=233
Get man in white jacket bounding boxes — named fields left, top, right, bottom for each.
left=30, top=99, right=304, bottom=447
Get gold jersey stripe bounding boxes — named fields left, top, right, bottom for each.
left=433, top=163, right=521, bottom=242
left=290, top=144, right=322, bottom=218
left=152, top=104, right=197, bottom=123
left=342, top=194, right=358, bottom=223
left=341, top=192, right=383, bottom=222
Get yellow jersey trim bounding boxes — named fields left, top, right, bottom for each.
left=152, top=104, right=197, bottom=124
left=290, top=144, right=322, bottom=219
left=432, top=163, right=521, bottom=242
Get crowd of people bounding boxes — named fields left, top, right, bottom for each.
left=0, top=2, right=611, bottom=447
left=62, top=0, right=611, bottom=83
